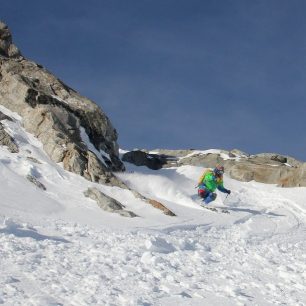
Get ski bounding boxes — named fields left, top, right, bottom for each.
left=200, top=205, right=230, bottom=214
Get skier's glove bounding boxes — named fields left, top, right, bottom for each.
left=226, top=189, right=231, bottom=195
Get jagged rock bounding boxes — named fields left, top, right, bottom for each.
left=84, top=187, right=137, bottom=217
left=0, top=21, right=21, bottom=58
left=26, top=175, right=46, bottom=191
left=0, top=122, right=19, bottom=153
left=0, top=21, right=124, bottom=187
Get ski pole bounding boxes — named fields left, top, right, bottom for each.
left=224, top=193, right=230, bottom=204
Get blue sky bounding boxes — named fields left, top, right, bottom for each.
left=2, top=0, right=306, bottom=160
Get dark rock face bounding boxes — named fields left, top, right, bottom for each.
left=122, top=150, right=168, bottom=170
left=0, top=21, right=124, bottom=186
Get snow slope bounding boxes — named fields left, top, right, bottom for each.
left=0, top=106, right=305, bottom=306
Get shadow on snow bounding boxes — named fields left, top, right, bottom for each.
left=0, top=226, right=70, bottom=243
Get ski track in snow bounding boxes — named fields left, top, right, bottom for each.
left=0, top=107, right=305, bottom=306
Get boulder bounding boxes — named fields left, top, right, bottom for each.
left=122, top=150, right=166, bottom=170
left=84, top=187, right=137, bottom=217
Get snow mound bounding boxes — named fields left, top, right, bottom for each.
left=145, top=237, right=176, bottom=254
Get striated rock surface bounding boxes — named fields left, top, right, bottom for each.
left=0, top=21, right=124, bottom=186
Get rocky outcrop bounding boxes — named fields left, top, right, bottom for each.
left=0, top=22, right=176, bottom=217
left=180, top=151, right=306, bottom=187
left=0, top=21, right=124, bottom=186
left=125, top=149, right=306, bottom=188
left=84, top=187, right=137, bottom=217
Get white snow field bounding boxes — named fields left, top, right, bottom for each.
left=0, top=106, right=305, bottom=306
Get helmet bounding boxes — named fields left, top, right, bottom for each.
left=214, top=165, right=224, bottom=176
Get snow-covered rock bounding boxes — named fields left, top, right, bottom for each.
left=84, top=187, right=137, bottom=217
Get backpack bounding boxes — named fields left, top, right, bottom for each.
left=198, top=168, right=213, bottom=186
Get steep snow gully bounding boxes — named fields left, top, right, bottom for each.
left=0, top=106, right=305, bottom=305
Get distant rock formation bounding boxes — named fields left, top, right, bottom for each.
left=123, top=149, right=306, bottom=187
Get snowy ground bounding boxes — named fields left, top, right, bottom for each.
left=0, top=106, right=305, bottom=306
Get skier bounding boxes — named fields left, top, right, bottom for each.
left=197, top=165, right=231, bottom=204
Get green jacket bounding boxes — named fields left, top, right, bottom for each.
left=201, top=171, right=224, bottom=192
